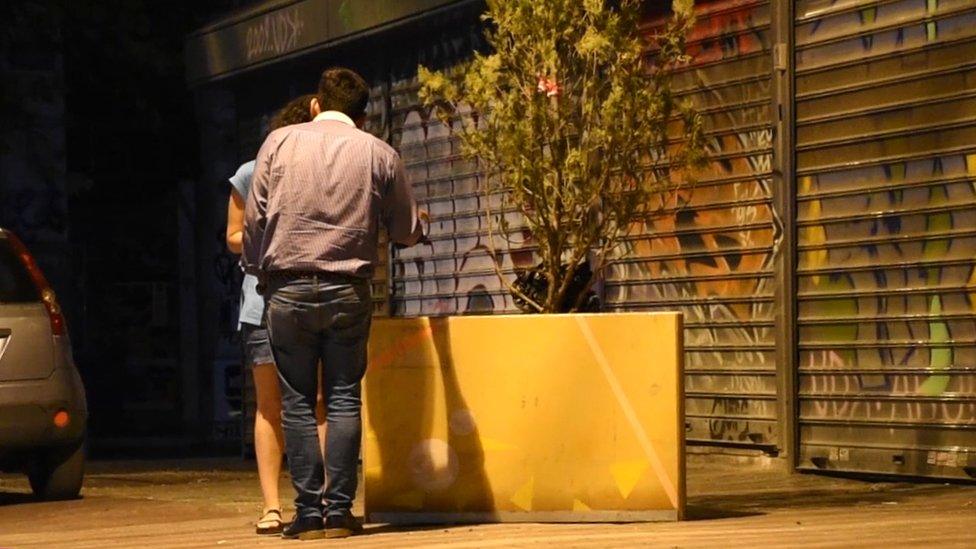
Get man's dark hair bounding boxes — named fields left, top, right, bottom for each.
left=269, top=93, right=315, bottom=132
left=317, top=67, right=369, bottom=119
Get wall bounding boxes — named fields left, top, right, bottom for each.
left=0, top=2, right=71, bottom=321
left=192, top=0, right=976, bottom=477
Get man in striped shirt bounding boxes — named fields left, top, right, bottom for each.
left=243, top=67, right=425, bottom=540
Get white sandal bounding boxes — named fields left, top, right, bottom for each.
left=255, top=508, right=283, bottom=535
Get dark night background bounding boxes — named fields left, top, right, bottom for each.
left=0, top=0, right=265, bottom=452
left=1, top=0, right=484, bottom=456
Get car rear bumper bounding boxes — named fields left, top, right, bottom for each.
left=0, top=364, right=87, bottom=452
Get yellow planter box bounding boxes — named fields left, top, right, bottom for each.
left=363, top=313, right=684, bottom=523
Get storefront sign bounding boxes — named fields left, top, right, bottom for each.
left=186, top=0, right=467, bottom=85
left=244, top=5, right=307, bottom=62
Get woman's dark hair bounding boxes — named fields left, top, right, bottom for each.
left=269, top=93, right=315, bottom=132
left=316, top=67, right=369, bottom=119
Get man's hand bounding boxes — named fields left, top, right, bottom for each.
left=393, top=210, right=431, bottom=250
left=417, top=210, right=431, bottom=245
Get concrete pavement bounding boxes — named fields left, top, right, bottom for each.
left=0, top=456, right=973, bottom=548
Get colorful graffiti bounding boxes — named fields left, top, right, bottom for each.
left=368, top=0, right=976, bottom=471
left=380, top=0, right=785, bottom=449
left=389, top=80, right=526, bottom=318
left=609, top=0, right=779, bottom=447
left=795, top=0, right=976, bottom=476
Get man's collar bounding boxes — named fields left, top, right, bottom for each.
left=313, top=110, right=356, bottom=127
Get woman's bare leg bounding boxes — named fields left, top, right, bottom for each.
left=316, top=363, right=327, bottom=458
left=253, top=363, right=285, bottom=513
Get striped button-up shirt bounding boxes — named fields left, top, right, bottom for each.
left=242, top=111, right=423, bottom=279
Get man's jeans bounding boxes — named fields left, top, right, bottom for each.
left=264, top=274, right=372, bottom=520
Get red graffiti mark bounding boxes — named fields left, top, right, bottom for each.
left=641, top=0, right=764, bottom=67
left=369, top=324, right=435, bottom=370
left=687, top=0, right=764, bottom=65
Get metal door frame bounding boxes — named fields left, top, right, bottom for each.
left=770, top=0, right=798, bottom=470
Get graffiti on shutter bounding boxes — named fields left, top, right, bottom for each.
left=795, top=0, right=976, bottom=480
left=609, top=0, right=779, bottom=451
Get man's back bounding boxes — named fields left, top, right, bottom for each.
left=243, top=114, right=421, bottom=279
left=244, top=67, right=423, bottom=540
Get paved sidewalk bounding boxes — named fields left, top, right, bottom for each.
left=0, top=457, right=973, bottom=548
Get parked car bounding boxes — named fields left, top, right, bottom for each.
left=0, top=228, right=87, bottom=499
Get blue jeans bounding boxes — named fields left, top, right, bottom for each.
left=264, top=274, right=372, bottom=520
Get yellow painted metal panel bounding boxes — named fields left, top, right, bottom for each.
left=363, top=313, right=684, bottom=523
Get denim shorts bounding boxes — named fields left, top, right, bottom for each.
left=241, top=322, right=274, bottom=367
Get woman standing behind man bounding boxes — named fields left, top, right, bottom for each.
left=225, top=94, right=327, bottom=535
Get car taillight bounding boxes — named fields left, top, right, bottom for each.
left=4, top=232, right=66, bottom=336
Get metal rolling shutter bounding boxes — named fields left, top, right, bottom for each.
left=795, top=0, right=976, bottom=479
left=366, top=86, right=393, bottom=318
left=388, top=77, right=524, bottom=317
left=607, top=0, right=780, bottom=451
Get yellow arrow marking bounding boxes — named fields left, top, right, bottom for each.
left=576, top=317, right=679, bottom=508
left=611, top=460, right=650, bottom=499
left=510, top=476, right=534, bottom=511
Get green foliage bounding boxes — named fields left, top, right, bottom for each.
left=420, top=0, right=705, bottom=313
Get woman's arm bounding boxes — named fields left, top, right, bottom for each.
left=226, top=188, right=245, bottom=254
